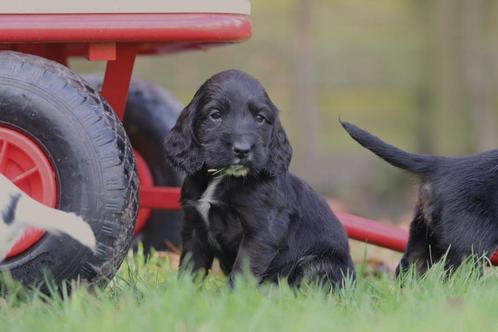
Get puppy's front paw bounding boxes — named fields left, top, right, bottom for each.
left=56, top=213, right=97, bottom=252
left=69, top=215, right=97, bottom=252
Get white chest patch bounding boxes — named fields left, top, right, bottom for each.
left=196, top=176, right=224, bottom=226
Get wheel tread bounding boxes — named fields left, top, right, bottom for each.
left=0, top=51, right=139, bottom=285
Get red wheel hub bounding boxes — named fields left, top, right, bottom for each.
left=0, top=126, right=57, bottom=259
left=134, top=150, right=153, bottom=235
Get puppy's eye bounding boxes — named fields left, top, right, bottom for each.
left=209, top=110, right=222, bottom=120
left=255, top=113, right=266, bottom=124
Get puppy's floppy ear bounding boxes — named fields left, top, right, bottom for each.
left=265, top=117, right=292, bottom=176
left=164, top=99, right=204, bottom=174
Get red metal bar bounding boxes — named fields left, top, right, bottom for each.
left=335, top=212, right=408, bottom=252
left=337, top=211, right=498, bottom=265
left=87, top=43, right=117, bottom=61
left=140, top=186, right=181, bottom=210
left=0, top=14, right=251, bottom=44
left=101, top=43, right=137, bottom=120
left=139, top=185, right=498, bottom=265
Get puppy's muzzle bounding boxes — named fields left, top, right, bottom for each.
left=232, top=141, right=252, bottom=160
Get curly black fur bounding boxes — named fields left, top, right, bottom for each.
left=165, top=70, right=355, bottom=287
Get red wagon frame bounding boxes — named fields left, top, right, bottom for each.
left=1, top=11, right=496, bottom=265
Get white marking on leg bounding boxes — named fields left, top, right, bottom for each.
left=0, top=174, right=96, bottom=262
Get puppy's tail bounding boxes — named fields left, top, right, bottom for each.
left=340, top=120, right=438, bottom=175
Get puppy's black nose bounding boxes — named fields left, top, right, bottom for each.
left=232, top=142, right=251, bottom=159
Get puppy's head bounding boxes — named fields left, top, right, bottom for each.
left=165, top=70, right=292, bottom=177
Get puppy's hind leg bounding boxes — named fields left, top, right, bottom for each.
left=228, top=240, right=253, bottom=287
left=438, top=211, right=498, bottom=275
left=396, top=206, right=439, bottom=276
left=292, top=255, right=356, bottom=289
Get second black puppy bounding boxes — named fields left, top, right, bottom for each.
left=165, top=70, right=354, bottom=287
left=342, top=121, right=498, bottom=274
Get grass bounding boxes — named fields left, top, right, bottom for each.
left=1, top=251, right=498, bottom=332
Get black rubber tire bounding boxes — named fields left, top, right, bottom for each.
left=0, top=51, right=139, bottom=287
left=84, top=76, right=183, bottom=253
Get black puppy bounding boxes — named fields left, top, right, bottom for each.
left=342, top=121, right=498, bottom=274
left=164, top=70, right=355, bottom=287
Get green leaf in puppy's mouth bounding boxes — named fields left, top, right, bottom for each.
left=207, top=165, right=249, bottom=177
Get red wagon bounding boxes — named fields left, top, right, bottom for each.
left=0, top=1, right=494, bottom=287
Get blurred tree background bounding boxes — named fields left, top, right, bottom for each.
left=74, top=0, right=498, bottom=225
